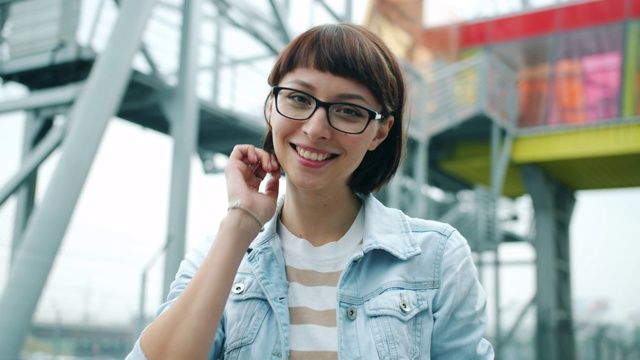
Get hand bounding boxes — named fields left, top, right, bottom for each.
left=225, top=145, right=281, bottom=228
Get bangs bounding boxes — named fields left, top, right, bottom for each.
left=268, top=25, right=393, bottom=112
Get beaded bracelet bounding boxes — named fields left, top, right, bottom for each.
left=227, top=200, right=264, bottom=231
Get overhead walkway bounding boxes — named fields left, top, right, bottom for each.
left=435, top=117, right=640, bottom=197
left=1, top=65, right=265, bottom=155
left=436, top=124, right=640, bottom=197
left=0, top=4, right=266, bottom=158
left=420, top=55, right=640, bottom=198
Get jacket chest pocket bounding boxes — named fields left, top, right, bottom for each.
left=363, top=289, right=432, bottom=360
left=223, top=275, right=281, bottom=359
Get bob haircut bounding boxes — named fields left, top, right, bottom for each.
left=263, top=23, right=406, bottom=195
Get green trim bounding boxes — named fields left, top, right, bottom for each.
left=623, top=21, right=640, bottom=117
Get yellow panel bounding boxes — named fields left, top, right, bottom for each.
left=540, top=154, right=640, bottom=190
left=512, top=122, right=640, bottom=163
left=439, top=142, right=526, bottom=197
left=437, top=133, right=640, bottom=196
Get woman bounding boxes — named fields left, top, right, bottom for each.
left=128, top=23, right=494, bottom=359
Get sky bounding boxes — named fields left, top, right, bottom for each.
left=0, top=0, right=639, bottom=344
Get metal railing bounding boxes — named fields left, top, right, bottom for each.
left=0, top=0, right=278, bottom=124
left=407, top=52, right=519, bottom=139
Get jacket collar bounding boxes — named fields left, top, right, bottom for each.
left=359, top=193, right=421, bottom=260
left=249, top=193, right=421, bottom=260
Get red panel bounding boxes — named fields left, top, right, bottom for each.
left=460, top=9, right=556, bottom=47
left=453, top=0, right=634, bottom=48
left=459, top=22, right=487, bottom=47
left=559, top=0, right=625, bottom=31
left=493, top=10, right=556, bottom=43
left=632, top=0, right=640, bottom=17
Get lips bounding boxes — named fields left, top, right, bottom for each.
left=293, top=144, right=337, bottom=162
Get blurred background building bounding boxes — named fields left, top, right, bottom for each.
left=0, top=0, right=639, bottom=359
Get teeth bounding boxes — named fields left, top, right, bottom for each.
left=296, top=146, right=330, bottom=161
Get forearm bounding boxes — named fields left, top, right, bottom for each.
left=139, top=211, right=261, bottom=360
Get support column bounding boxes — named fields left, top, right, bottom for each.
left=414, top=138, right=428, bottom=218
left=488, top=121, right=512, bottom=357
left=0, top=0, right=156, bottom=356
left=161, top=0, right=201, bottom=298
left=522, top=164, right=576, bottom=360
left=10, top=111, right=40, bottom=268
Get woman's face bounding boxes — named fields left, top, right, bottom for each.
left=268, top=67, right=394, bottom=194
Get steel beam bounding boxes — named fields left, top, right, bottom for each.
left=316, top=0, right=345, bottom=22
left=489, top=121, right=513, bottom=357
left=212, top=5, right=225, bottom=104
left=414, top=138, right=428, bottom=217
left=161, top=0, right=202, bottom=299
left=0, top=0, right=156, bottom=356
left=0, top=120, right=64, bottom=207
left=501, top=294, right=536, bottom=347
left=268, top=0, right=291, bottom=43
left=490, top=122, right=514, bottom=197
left=0, top=82, right=82, bottom=115
left=10, top=111, right=39, bottom=268
left=522, top=164, right=576, bottom=360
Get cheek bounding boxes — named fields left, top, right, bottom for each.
left=270, top=118, right=294, bottom=152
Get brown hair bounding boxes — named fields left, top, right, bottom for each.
left=263, top=23, right=406, bottom=194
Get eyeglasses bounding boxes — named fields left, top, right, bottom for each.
left=271, top=86, right=385, bottom=134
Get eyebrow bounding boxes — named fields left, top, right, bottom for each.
left=283, top=79, right=372, bottom=106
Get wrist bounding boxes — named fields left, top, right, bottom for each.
left=227, top=200, right=265, bottom=231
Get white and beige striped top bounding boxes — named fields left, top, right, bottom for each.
left=279, top=208, right=364, bottom=360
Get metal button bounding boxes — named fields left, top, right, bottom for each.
left=400, top=299, right=410, bottom=313
left=347, top=306, right=357, bottom=320
left=232, top=283, right=245, bottom=294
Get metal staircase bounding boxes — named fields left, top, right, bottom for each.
left=386, top=52, right=521, bottom=249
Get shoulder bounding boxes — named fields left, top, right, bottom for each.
left=406, top=216, right=472, bottom=275
left=405, top=216, right=468, bottom=251
left=361, top=194, right=471, bottom=271
left=363, top=193, right=465, bottom=250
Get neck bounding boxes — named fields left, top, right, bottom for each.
left=281, top=184, right=361, bottom=247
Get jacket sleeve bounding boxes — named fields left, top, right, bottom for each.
left=430, top=230, right=495, bottom=359
left=125, top=235, right=225, bottom=359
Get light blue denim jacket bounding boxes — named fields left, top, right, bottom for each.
left=128, top=194, right=494, bottom=359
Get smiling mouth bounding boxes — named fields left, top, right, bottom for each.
left=293, top=144, right=337, bottom=161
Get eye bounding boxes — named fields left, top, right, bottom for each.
left=286, top=92, right=313, bottom=106
left=334, top=104, right=367, bottom=118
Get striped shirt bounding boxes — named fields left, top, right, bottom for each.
left=279, top=208, right=364, bottom=360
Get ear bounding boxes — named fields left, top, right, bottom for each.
left=264, top=94, right=274, bottom=123
left=368, top=115, right=394, bottom=151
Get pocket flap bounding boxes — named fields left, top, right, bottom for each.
left=364, top=289, right=428, bottom=321
left=229, top=274, right=267, bottom=301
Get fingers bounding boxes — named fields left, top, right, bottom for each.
left=226, top=145, right=280, bottom=225
left=264, top=168, right=281, bottom=201
left=231, top=145, right=278, bottom=169
left=229, top=144, right=280, bottom=183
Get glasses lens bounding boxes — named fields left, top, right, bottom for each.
left=275, top=87, right=373, bottom=134
left=328, top=104, right=370, bottom=134
left=276, top=88, right=316, bottom=120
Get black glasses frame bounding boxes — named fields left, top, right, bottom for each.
left=271, top=86, right=385, bottom=134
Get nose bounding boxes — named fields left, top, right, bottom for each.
left=302, top=106, right=332, bottom=140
